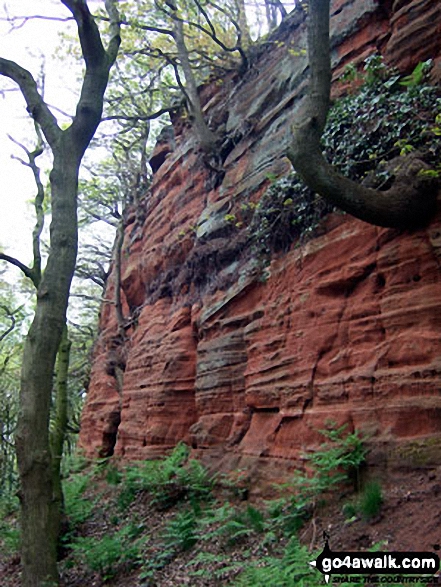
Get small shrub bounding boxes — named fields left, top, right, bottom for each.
left=162, top=508, right=199, bottom=552
left=117, top=443, right=214, bottom=510
left=0, top=522, right=20, bottom=555
left=267, top=423, right=367, bottom=535
left=93, top=458, right=122, bottom=485
left=188, top=552, right=243, bottom=579
left=139, top=548, right=175, bottom=581
left=63, top=472, right=95, bottom=528
left=105, top=464, right=122, bottom=485
left=199, top=502, right=268, bottom=548
left=359, top=480, right=383, bottom=520
left=71, top=525, right=143, bottom=581
left=71, top=535, right=123, bottom=580
left=341, top=501, right=358, bottom=520
left=234, top=537, right=317, bottom=586
left=324, top=59, right=441, bottom=182
left=266, top=496, right=309, bottom=536
left=61, top=451, right=89, bottom=476
left=307, top=423, right=367, bottom=492
left=176, top=458, right=216, bottom=501
left=248, top=174, right=333, bottom=256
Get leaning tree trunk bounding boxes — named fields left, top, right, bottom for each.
left=287, top=0, right=438, bottom=229
left=171, top=6, right=218, bottom=153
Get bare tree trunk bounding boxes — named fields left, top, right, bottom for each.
left=171, top=6, right=218, bottom=153
left=235, top=0, right=252, bottom=51
left=113, top=218, right=125, bottom=337
left=15, top=149, right=81, bottom=586
left=1, top=2, right=121, bottom=584
left=287, top=0, right=438, bottom=229
left=50, top=324, right=71, bottom=552
left=1, top=128, right=73, bottom=575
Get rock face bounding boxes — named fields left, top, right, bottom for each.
left=79, top=0, right=441, bottom=488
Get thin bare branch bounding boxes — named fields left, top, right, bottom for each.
left=0, top=14, right=73, bottom=32
left=0, top=253, right=34, bottom=283
left=102, top=105, right=173, bottom=122
left=7, top=128, right=46, bottom=286
left=0, top=304, right=16, bottom=343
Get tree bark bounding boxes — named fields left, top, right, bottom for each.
left=113, top=217, right=126, bottom=337
left=287, top=0, right=438, bottom=229
left=50, top=325, right=71, bottom=554
left=15, top=144, right=81, bottom=587
left=1, top=2, right=121, bottom=585
left=235, top=0, right=252, bottom=51
left=171, top=4, right=218, bottom=153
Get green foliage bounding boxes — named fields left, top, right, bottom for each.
left=0, top=277, right=30, bottom=500
left=265, top=495, right=309, bottom=536
left=105, top=464, right=123, bottom=486
left=117, top=442, right=215, bottom=510
left=341, top=500, right=358, bottom=520
left=324, top=57, right=441, bottom=183
left=363, top=54, right=390, bottom=86
left=233, top=537, right=317, bottom=586
left=265, top=424, right=367, bottom=538
left=58, top=429, right=371, bottom=584
left=61, top=451, right=90, bottom=476
left=139, top=502, right=204, bottom=580
left=205, top=503, right=266, bottom=545
left=70, top=524, right=144, bottom=581
left=162, top=507, right=199, bottom=551
left=1, top=525, right=20, bottom=555
left=249, top=56, right=441, bottom=258
left=63, top=472, right=95, bottom=528
left=0, top=496, right=20, bottom=555
left=359, top=480, right=383, bottom=520
left=399, top=59, right=432, bottom=88
left=306, top=424, right=366, bottom=490
left=249, top=173, right=334, bottom=256
left=188, top=551, right=243, bottom=580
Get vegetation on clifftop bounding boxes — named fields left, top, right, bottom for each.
left=250, top=56, right=441, bottom=257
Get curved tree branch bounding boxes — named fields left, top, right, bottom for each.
left=102, top=105, right=173, bottom=122
left=0, top=253, right=35, bottom=284
left=8, top=127, right=45, bottom=286
left=287, top=0, right=438, bottom=229
left=62, top=0, right=121, bottom=160
left=0, top=58, right=61, bottom=149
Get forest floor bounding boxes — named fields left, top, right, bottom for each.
left=1, top=455, right=441, bottom=587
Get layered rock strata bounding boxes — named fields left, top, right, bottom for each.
left=79, top=0, right=441, bottom=488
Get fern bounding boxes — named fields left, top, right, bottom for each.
left=233, top=538, right=317, bottom=586
left=70, top=527, right=143, bottom=581
left=162, top=508, right=199, bottom=552
left=117, top=443, right=214, bottom=510
left=63, top=472, right=95, bottom=529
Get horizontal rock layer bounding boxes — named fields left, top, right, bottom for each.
left=79, top=0, right=441, bottom=489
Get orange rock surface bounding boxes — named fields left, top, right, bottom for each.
left=79, top=0, right=441, bottom=487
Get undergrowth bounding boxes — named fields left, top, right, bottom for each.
left=3, top=427, right=430, bottom=585
left=55, top=425, right=371, bottom=585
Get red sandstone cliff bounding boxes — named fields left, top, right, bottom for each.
left=79, top=0, right=441, bottom=488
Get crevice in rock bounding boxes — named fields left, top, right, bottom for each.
left=102, top=335, right=127, bottom=457
left=99, top=410, right=121, bottom=458
left=252, top=406, right=280, bottom=413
